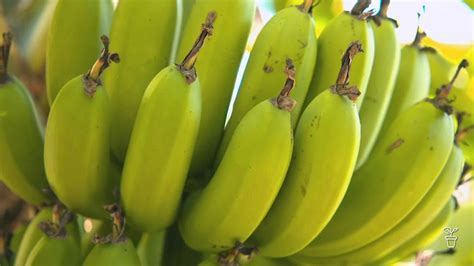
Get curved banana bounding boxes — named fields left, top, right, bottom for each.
left=120, top=14, right=214, bottom=233
left=250, top=42, right=362, bottom=258
left=376, top=200, right=455, bottom=265
left=83, top=239, right=141, bottom=266
left=216, top=0, right=317, bottom=165
left=303, top=0, right=374, bottom=110
left=0, top=33, right=50, bottom=205
left=137, top=231, right=166, bottom=266
left=377, top=29, right=431, bottom=135
left=179, top=63, right=295, bottom=253
left=295, top=61, right=468, bottom=258
left=24, top=208, right=81, bottom=266
left=14, top=208, right=53, bottom=266
left=356, top=0, right=401, bottom=168
left=46, top=0, right=113, bottom=105
left=426, top=48, right=457, bottom=97
left=44, top=36, right=119, bottom=218
left=104, top=0, right=178, bottom=162
left=176, top=0, right=256, bottom=179
left=293, top=145, right=463, bottom=264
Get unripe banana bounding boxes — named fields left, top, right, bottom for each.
left=120, top=13, right=214, bottom=233
left=303, top=0, right=374, bottom=109
left=179, top=63, right=295, bottom=253
left=250, top=42, right=362, bottom=258
left=216, top=0, right=317, bottom=165
left=293, top=145, right=463, bottom=264
left=105, top=0, right=178, bottom=162
left=377, top=29, right=431, bottom=135
left=176, top=0, right=256, bottom=179
left=82, top=239, right=141, bottom=266
left=137, top=231, right=166, bottom=266
left=25, top=208, right=81, bottom=266
left=356, top=1, right=401, bottom=168
left=162, top=224, right=202, bottom=266
left=80, top=219, right=111, bottom=259
left=14, top=208, right=53, bottom=266
left=0, top=33, right=50, bottom=205
left=376, top=200, right=455, bottom=265
left=295, top=61, right=468, bottom=258
left=44, top=36, right=119, bottom=219
left=46, top=0, right=113, bottom=105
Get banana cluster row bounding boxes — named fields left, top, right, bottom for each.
left=0, top=0, right=473, bottom=265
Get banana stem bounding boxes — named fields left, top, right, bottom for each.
left=351, top=0, right=371, bottom=17
left=330, top=41, right=363, bottom=101
left=0, top=32, right=12, bottom=83
left=301, top=0, right=314, bottom=13
left=273, top=59, right=297, bottom=111
left=87, top=35, right=120, bottom=82
left=178, top=11, right=216, bottom=84
left=377, top=0, right=390, bottom=18
left=104, top=204, right=126, bottom=243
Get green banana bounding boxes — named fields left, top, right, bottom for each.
left=104, top=0, right=178, bottom=162
left=24, top=209, right=81, bottom=266
left=176, top=0, right=256, bottom=179
left=83, top=239, right=140, bottom=266
left=377, top=29, right=431, bottom=136
left=293, top=145, right=464, bottom=264
left=303, top=0, right=374, bottom=110
left=428, top=202, right=474, bottom=265
left=9, top=224, right=26, bottom=256
left=216, top=0, right=317, bottom=165
left=14, top=208, right=53, bottom=266
left=295, top=62, right=468, bottom=258
left=458, top=113, right=474, bottom=166
left=250, top=42, right=362, bottom=258
left=426, top=48, right=457, bottom=97
left=179, top=63, right=295, bottom=253
left=356, top=0, right=401, bottom=168
left=376, top=200, right=455, bottom=265
left=44, top=36, right=119, bottom=219
left=162, top=224, right=202, bottom=266
left=121, top=13, right=213, bottom=233
left=0, top=32, right=50, bottom=206
left=46, top=0, right=113, bottom=105
left=80, top=219, right=111, bottom=259
left=137, top=231, right=166, bottom=266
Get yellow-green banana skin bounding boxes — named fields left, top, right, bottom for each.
left=44, top=76, right=114, bottom=219
left=356, top=18, right=400, bottom=169
left=293, top=146, right=463, bottom=264
left=251, top=89, right=360, bottom=258
left=376, top=200, right=455, bottom=265
left=176, top=0, right=256, bottom=178
left=216, top=6, right=317, bottom=165
left=105, top=0, right=178, bottom=162
left=378, top=45, right=430, bottom=135
left=24, top=222, right=81, bottom=266
left=137, top=231, right=166, bottom=266
left=46, top=0, right=112, bottom=105
left=121, top=66, right=201, bottom=232
left=179, top=100, right=293, bottom=252
left=297, top=101, right=454, bottom=257
left=14, top=208, right=53, bottom=266
left=0, top=77, right=49, bottom=205
left=303, top=12, right=374, bottom=109
left=83, top=239, right=141, bottom=266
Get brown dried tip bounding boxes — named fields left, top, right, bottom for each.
left=272, top=59, right=297, bottom=112
left=218, top=241, right=258, bottom=266
left=83, top=35, right=119, bottom=97
left=330, top=41, right=363, bottom=101
left=0, top=32, right=12, bottom=83
left=38, top=204, right=75, bottom=239
left=178, top=11, right=216, bottom=84
left=371, top=0, right=398, bottom=27
left=429, top=59, right=469, bottom=114
left=299, top=0, right=316, bottom=14
left=351, top=0, right=373, bottom=19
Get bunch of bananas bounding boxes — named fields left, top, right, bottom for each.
left=0, top=0, right=473, bottom=265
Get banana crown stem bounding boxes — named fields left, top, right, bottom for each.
left=411, top=27, right=427, bottom=48
left=299, top=0, right=314, bottom=14
left=350, top=0, right=373, bottom=19
left=93, top=204, right=127, bottom=244
left=428, top=59, right=469, bottom=113
left=218, top=241, right=257, bottom=265
left=177, top=11, right=216, bottom=84
left=83, top=35, right=120, bottom=97
left=272, top=59, right=297, bottom=112
left=371, top=0, right=398, bottom=27
left=0, top=32, right=12, bottom=83
left=329, top=41, right=363, bottom=101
